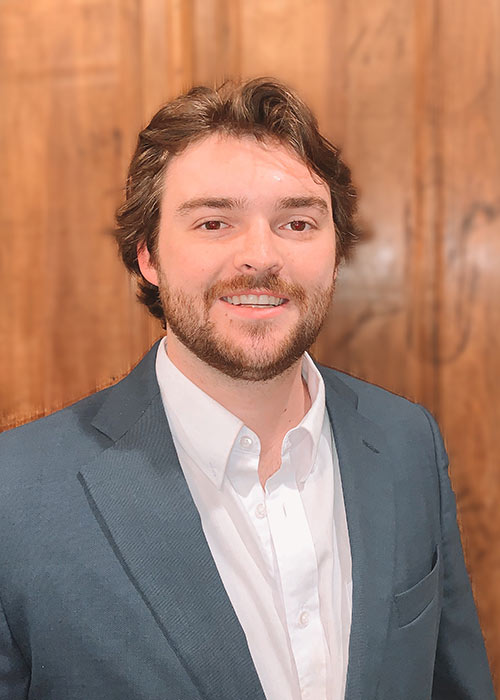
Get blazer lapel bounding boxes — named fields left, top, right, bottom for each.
left=78, top=346, right=265, bottom=700
left=322, top=370, right=396, bottom=700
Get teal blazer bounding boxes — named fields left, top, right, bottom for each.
left=0, top=342, right=495, bottom=699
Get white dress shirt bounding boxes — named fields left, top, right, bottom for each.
left=155, top=338, right=352, bottom=699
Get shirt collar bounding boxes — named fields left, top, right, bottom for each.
left=285, top=353, right=326, bottom=485
left=155, top=337, right=326, bottom=489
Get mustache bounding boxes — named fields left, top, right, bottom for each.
left=205, top=273, right=307, bottom=307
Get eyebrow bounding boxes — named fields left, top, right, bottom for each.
left=275, top=196, right=330, bottom=215
left=175, top=195, right=330, bottom=217
left=175, top=197, right=248, bottom=216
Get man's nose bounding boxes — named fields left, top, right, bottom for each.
left=232, top=222, right=284, bottom=275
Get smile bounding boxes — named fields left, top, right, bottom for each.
left=221, top=294, right=287, bottom=308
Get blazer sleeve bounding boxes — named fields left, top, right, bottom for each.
left=0, top=592, right=29, bottom=700
left=419, top=407, right=496, bottom=699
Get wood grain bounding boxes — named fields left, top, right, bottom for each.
left=429, top=0, right=500, bottom=670
left=1, top=0, right=498, bottom=689
left=0, top=0, right=160, bottom=429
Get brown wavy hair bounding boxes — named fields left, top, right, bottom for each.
left=115, top=77, right=360, bottom=326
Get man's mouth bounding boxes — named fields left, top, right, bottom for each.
left=220, top=294, right=288, bottom=308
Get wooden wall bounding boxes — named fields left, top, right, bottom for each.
left=1, top=0, right=498, bottom=689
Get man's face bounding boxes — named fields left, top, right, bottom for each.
left=138, top=134, right=337, bottom=381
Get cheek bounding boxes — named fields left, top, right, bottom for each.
left=162, top=250, right=220, bottom=290
left=159, top=239, right=202, bottom=273
left=292, top=244, right=336, bottom=286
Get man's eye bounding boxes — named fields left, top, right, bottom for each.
left=283, top=220, right=312, bottom=232
left=200, top=220, right=228, bottom=230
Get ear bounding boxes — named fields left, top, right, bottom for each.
left=333, top=259, right=339, bottom=281
left=137, top=244, right=159, bottom=286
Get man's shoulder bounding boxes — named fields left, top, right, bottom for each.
left=318, top=363, right=443, bottom=467
left=0, top=384, right=115, bottom=485
left=318, top=362, right=427, bottom=425
left=0, top=342, right=161, bottom=487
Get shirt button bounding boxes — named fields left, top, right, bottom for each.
left=255, top=503, right=266, bottom=519
left=239, top=435, right=253, bottom=449
left=299, top=610, right=310, bottom=628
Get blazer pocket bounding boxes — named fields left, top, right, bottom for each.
left=394, top=546, right=440, bottom=627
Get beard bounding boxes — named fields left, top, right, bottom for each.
left=157, top=270, right=335, bottom=382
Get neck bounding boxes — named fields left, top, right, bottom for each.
left=164, top=334, right=311, bottom=450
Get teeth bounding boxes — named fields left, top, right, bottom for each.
left=222, top=294, right=286, bottom=307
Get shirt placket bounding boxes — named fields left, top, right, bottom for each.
left=228, top=431, right=276, bottom=577
left=265, top=452, right=327, bottom=699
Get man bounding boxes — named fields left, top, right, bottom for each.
left=0, top=78, right=494, bottom=699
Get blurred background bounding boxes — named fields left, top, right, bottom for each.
left=0, top=0, right=499, bottom=690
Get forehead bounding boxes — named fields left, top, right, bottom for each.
left=161, top=133, right=330, bottom=210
